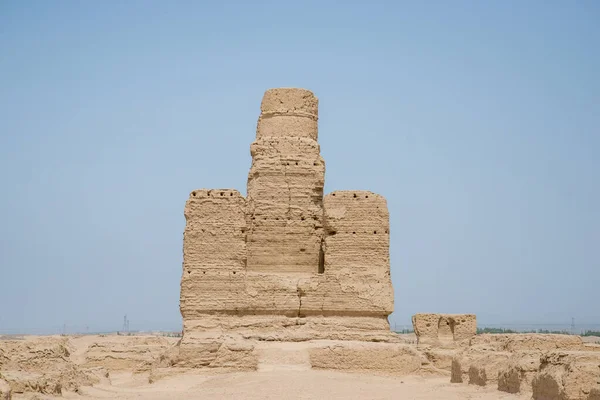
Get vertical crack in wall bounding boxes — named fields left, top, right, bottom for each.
left=296, top=279, right=303, bottom=318
left=318, top=238, right=325, bottom=274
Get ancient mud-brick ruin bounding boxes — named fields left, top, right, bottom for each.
left=412, top=313, right=477, bottom=347
left=178, top=88, right=395, bottom=365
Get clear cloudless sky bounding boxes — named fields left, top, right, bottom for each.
left=1, top=1, right=599, bottom=334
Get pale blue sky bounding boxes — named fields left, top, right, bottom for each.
left=1, top=1, right=598, bottom=334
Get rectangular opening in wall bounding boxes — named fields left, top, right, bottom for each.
left=318, top=240, right=324, bottom=274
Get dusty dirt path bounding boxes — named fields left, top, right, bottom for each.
left=50, top=370, right=529, bottom=400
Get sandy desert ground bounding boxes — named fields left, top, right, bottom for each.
left=1, top=336, right=523, bottom=400
left=1, top=333, right=599, bottom=400
left=69, top=370, right=529, bottom=400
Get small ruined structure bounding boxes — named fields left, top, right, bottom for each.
left=412, top=313, right=477, bottom=346
left=178, top=88, right=395, bottom=365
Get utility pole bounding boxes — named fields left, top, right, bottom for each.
left=122, top=315, right=130, bottom=334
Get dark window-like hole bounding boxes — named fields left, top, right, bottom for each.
left=332, top=193, right=335, bottom=196
left=220, top=192, right=224, bottom=196
left=295, top=162, right=298, bottom=165
left=230, top=193, right=233, bottom=196
left=192, top=192, right=196, bottom=197
left=374, top=231, right=377, bottom=234
left=365, top=195, right=369, bottom=198
left=233, top=271, right=236, bottom=275
left=313, top=162, right=317, bottom=166
left=329, top=231, right=337, bottom=236
left=353, top=193, right=357, bottom=198
left=352, top=231, right=356, bottom=234
left=301, top=217, right=305, bottom=221
left=300, top=248, right=306, bottom=252
left=318, top=239, right=325, bottom=274
left=187, top=270, right=191, bottom=274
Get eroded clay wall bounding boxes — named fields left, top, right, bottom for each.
left=322, top=191, right=390, bottom=275
left=246, top=88, right=325, bottom=274
left=179, top=189, right=247, bottom=318
left=298, top=191, right=393, bottom=316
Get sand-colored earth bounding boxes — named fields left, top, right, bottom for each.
left=582, top=336, right=600, bottom=344
left=2, top=333, right=599, bottom=400
left=69, top=370, right=528, bottom=400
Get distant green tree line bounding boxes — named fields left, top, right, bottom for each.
left=582, top=330, right=600, bottom=337
left=476, top=328, right=600, bottom=336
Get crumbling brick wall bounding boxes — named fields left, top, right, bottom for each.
left=179, top=189, right=247, bottom=317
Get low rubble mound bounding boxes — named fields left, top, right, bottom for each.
left=471, top=333, right=584, bottom=352
left=447, top=333, right=598, bottom=397
left=497, top=362, right=522, bottom=393
left=170, top=333, right=258, bottom=370
left=422, top=348, right=458, bottom=371
left=0, top=378, right=11, bottom=400
left=136, top=339, right=182, bottom=371
left=450, top=357, right=463, bottom=383
left=588, top=388, right=600, bottom=400
left=468, top=364, right=487, bottom=386
left=497, top=353, right=541, bottom=394
left=81, top=335, right=174, bottom=371
left=309, top=342, right=426, bottom=375
left=0, top=336, right=98, bottom=395
left=532, top=351, right=600, bottom=400
left=457, top=349, right=512, bottom=387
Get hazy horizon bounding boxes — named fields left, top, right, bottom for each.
left=1, top=1, right=598, bottom=335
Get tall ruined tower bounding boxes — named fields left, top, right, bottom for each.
left=246, top=89, right=325, bottom=273
left=179, top=88, right=394, bottom=366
